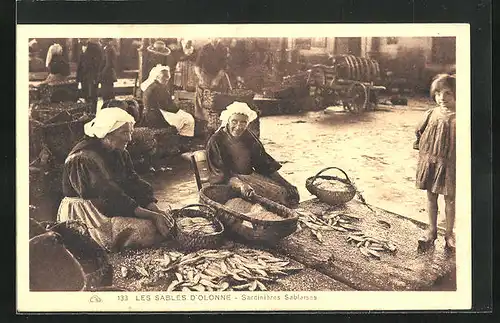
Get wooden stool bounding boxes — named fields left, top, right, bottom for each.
left=182, top=150, right=210, bottom=191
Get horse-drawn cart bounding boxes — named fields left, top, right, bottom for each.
left=286, top=55, right=387, bottom=113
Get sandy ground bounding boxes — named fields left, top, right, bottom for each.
left=147, top=96, right=448, bottom=228
left=259, top=97, right=447, bottom=226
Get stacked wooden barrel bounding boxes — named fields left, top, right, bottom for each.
left=333, top=55, right=381, bottom=83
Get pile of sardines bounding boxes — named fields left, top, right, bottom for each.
left=122, top=248, right=302, bottom=292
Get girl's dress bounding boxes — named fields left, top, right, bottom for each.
left=415, top=106, right=456, bottom=196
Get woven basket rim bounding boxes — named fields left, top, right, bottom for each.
left=305, top=175, right=357, bottom=205
left=199, top=185, right=298, bottom=226
left=306, top=175, right=356, bottom=191
left=173, top=209, right=224, bottom=237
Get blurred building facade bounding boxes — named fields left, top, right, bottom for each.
left=30, top=37, right=456, bottom=91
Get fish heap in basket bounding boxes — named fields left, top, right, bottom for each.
left=199, top=185, right=298, bottom=243
left=224, top=198, right=283, bottom=221
left=305, top=167, right=358, bottom=206
left=120, top=248, right=303, bottom=292
left=172, top=204, right=224, bottom=252
left=314, top=178, right=352, bottom=192
left=176, top=217, right=218, bottom=235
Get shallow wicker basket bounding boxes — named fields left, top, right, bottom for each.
left=171, top=204, right=224, bottom=252
left=199, top=185, right=299, bottom=245
left=31, top=219, right=113, bottom=291
left=305, top=167, right=357, bottom=206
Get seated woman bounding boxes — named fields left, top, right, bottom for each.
left=141, top=65, right=195, bottom=137
left=42, top=43, right=71, bottom=85
left=57, top=107, right=174, bottom=252
left=206, top=101, right=300, bottom=207
left=29, top=39, right=46, bottom=73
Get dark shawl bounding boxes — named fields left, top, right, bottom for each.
left=62, top=138, right=157, bottom=218
left=76, top=42, right=103, bottom=83
left=98, top=45, right=118, bottom=83
left=141, top=81, right=179, bottom=128
left=206, top=127, right=281, bottom=185
left=48, top=55, right=70, bottom=77
left=195, top=42, right=228, bottom=78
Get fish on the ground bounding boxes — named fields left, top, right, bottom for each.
left=120, top=247, right=303, bottom=292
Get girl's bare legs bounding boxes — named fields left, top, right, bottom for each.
left=419, top=190, right=439, bottom=244
left=444, top=194, right=456, bottom=249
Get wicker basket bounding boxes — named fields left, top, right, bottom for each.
left=171, top=204, right=224, bottom=252
left=30, top=219, right=113, bottom=291
left=199, top=185, right=299, bottom=245
left=305, top=167, right=357, bottom=206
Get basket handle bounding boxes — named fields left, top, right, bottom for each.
left=310, top=167, right=352, bottom=186
left=178, top=203, right=217, bottom=218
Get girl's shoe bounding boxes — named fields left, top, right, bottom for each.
left=418, top=230, right=438, bottom=250
left=444, top=233, right=456, bottom=251
left=418, top=229, right=438, bottom=243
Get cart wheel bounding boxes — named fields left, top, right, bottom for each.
left=345, top=82, right=368, bottom=113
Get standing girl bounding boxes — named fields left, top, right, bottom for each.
left=415, top=74, right=456, bottom=251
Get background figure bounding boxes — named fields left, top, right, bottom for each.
left=243, top=39, right=273, bottom=93
left=141, top=65, right=195, bottom=137
left=98, top=38, right=118, bottom=102
left=193, top=38, right=230, bottom=138
left=146, top=40, right=171, bottom=72
left=174, top=38, right=197, bottom=92
left=76, top=38, right=103, bottom=114
left=146, top=39, right=180, bottom=94
left=42, top=43, right=70, bottom=85
left=228, top=38, right=249, bottom=89
left=29, top=39, right=45, bottom=73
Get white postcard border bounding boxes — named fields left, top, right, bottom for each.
left=17, top=23, right=471, bottom=312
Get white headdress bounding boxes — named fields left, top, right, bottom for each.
left=219, top=101, right=258, bottom=128
left=140, top=64, right=170, bottom=92
left=45, top=43, right=63, bottom=68
left=84, top=108, right=135, bottom=139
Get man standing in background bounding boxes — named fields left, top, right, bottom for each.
left=76, top=38, right=103, bottom=114
left=98, top=38, right=118, bottom=102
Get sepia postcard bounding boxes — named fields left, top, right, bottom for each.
left=17, top=23, right=471, bottom=312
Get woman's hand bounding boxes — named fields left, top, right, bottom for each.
left=240, top=183, right=255, bottom=199
left=229, top=177, right=254, bottom=198
left=134, top=206, right=172, bottom=238
left=153, top=213, right=173, bottom=238
left=146, top=202, right=161, bottom=213
left=286, top=185, right=300, bottom=205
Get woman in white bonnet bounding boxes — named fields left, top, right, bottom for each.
left=141, top=64, right=195, bottom=137
left=57, top=108, right=174, bottom=252
left=206, top=101, right=300, bottom=207
left=41, top=43, right=70, bottom=85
